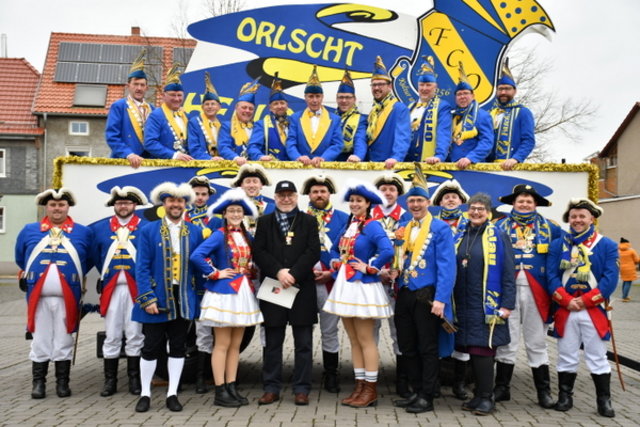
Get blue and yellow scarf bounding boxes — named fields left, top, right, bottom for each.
left=498, top=210, right=551, bottom=254
left=490, top=99, right=521, bottom=159
left=560, top=224, right=596, bottom=282
left=452, top=100, right=479, bottom=143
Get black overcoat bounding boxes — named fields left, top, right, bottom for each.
left=253, top=210, right=321, bottom=326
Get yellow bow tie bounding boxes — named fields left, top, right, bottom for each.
left=415, top=102, right=427, bottom=108
left=240, top=121, right=253, bottom=129
left=307, top=110, right=321, bottom=118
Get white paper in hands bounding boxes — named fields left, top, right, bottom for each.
left=257, top=277, right=300, bottom=309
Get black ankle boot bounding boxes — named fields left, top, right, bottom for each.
left=531, top=365, right=554, bottom=408
left=127, top=356, right=141, bottom=395
left=54, top=360, right=71, bottom=398
left=322, top=351, right=340, bottom=393
left=591, top=373, right=615, bottom=417
left=554, top=371, right=577, bottom=412
left=493, top=362, right=514, bottom=402
left=452, top=359, right=469, bottom=400
left=214, top=384, right=242, bottom=407
left=226, top=382, right=249, bottom=405
left=195, top=351, right=210, bottom=394
left=471, top=356, right=495, bottom=416
left=31, top=361, right=49, bottom=399
left=101, top=358, right=119, bottom=396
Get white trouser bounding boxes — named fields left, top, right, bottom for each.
left=557, top=309, right=611, bottom=374
left=195, top=321, right=213, bottom=353
left=102, top=285, right=143, bottom=358
left=316, top=283, right=340, bottom=353
left=29, top=296, right=74, bottom=362
left=452, top=350, right=470, bottom=362
left=374, top=294, right=400, bottom=355
left=496, top=272, right=549, bottom=367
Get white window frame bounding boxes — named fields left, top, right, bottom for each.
left=0, top=206, right=5, bottom=233
left=65, top=145, right=92, bottom=157
left=0, top=149, right=5, bottom=177
left=69, top=121, right=89, bottom=136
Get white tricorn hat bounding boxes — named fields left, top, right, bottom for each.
left=188, top=175, right=216, bottom=195
left=35, top=188, right=76, bottom=206
left=105, top=186, right=149, bottom=207
left=562, top=198, right=603, bottom=223
left=230, top=163, right=272, bottom=187
left=373, top=173, right=405, bottom=195
left=207, top=187, right=258, bottom=219
left=301, top=174, right=337, bottom=195
left=430, top=179, right=470, bottom=206
left=150, top=182, right=196, bottom=205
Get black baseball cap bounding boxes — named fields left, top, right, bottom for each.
left=275, top=180, right=297, bottom=193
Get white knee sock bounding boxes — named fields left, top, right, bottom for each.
left=140, top=358, right=157, bottom=397
left=354, top=368, right=365, bottom=380
left=364, top=370, right=378, bottom=383
left=167, top=357, right=185, bottom=397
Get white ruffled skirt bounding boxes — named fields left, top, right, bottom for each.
left=322, top=265, right=392, bottom=319
left=199, top=277, right=264, bottom=327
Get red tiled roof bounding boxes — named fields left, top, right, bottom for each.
left=33, top=32, right=196, bottom=116
left=0, top=58, right=43, bottom=136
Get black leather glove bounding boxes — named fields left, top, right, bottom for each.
left=19, top=278, right=27, bottom=292
left=96, top=279, right=103, bottom=294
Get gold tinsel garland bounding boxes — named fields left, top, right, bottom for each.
left=52, top=156, right=599, bottom=203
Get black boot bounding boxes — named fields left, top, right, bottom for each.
left=100, top=358, right=119, bottom=397
left=127, top=356, right=141, bottom=395
left=531, top=365, right=554, bottom=408
left=195, top=351, right=210, bottom=394
left=452, top=359, right=469, bottom=400
left=322, top=351, right=340, bottom=393
left=493, top=362, right=514, bottom=402
left=31, top=361, right=49, bottom=399
left=214, top=384, right=242, bottom=407
left=591, top=373, right=615, bottom=417
left=554, top=371, right=577, bottom=412
left=226, top=382, right=249, bottom=406
left=469, top=355, right=495, bottom=416
left=395, top=355, right=412, bottom=398
left=54, top=360, right=71, bottom=398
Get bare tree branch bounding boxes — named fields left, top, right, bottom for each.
left=203, top=0, right=245, bottom=17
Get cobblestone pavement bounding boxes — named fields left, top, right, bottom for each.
left=1, top=280, right=638, bottom=427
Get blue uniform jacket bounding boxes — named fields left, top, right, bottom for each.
left=190, top=228, right=254, bottom=295
left=144, top=107, right=187, bottom=159
left=447, top=108, right=494, bottom=163
left=366, top=101, right=411, bottom=162
left=286, top=109, right=344, bottom=161
left=316, top=208, right=349, bottom=268
left=248, top=115, right=290, bottom=160
left=217, top=121, right=250, bottom=160
left=488, top=106, right=536, bottom=162
left=132, top=220, right=204, bottom=323
left=15, top=219, right=93, bottom=332
left=105, top=98, right=154, bottom=159
left=406, top=99, right=453, bottom=162
left=330, top=219, right=394, bottom=283
left=337, top=112, right=368, bottom=161
left=187, top=115, right=222, bottom=160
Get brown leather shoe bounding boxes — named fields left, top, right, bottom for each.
left=349, top=381, right=377, bottom=408
left=258, top=392, right=279, bottom=405
left=341, top=379, right=365, bottom=406
left=294, top=392, right=309, bottom=406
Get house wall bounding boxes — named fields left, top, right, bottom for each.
left=615, top=115, right=640, bottom=196
left=599, top=198, right=640, bottom=249
left=0, top=194, right=39, bottom=274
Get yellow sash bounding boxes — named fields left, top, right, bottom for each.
left=300, top=107, right=331, bottom=153
left=125, top=98, right=149, bottom=144
left=200, top=111, right=220, bottom=143
left=401, top=213, right=433, bottom=266
left=368, top=97, right=397, bottom=144
left=161, top=103, right=187, bottom=140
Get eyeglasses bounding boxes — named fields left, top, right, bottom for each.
left=468, top=206, right=487, bottom=212
left=370, top=83, right=389, bottom=88
left=337, top=95, right=355, bottom=100
left=276, top=193, right=296, bottom=200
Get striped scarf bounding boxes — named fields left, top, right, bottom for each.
left=366, top=92, right=396, bottom=143
left=560, top=224, right=596, bottom=282
left=490, top=99, right=521, bottom=159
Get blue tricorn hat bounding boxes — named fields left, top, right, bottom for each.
left=337, top=69, right=355, bottom=94
left=237, top=79, right=260, bottom=104
left=418, top=56, right=437, bottom=83
left=339, top=179, right=385, bottom=205
left=128, top=49, right=147, bottom=80
left=269, top=71, right=287, bottom=103
left=405, top=162, right=430, bottom=199
left=497, top=58, right=517, bottom=88
left=305, top=65, right=323, bottom=94
left=455, top=61, right=473, bottom=93
left=163, top=63, right=183, bottom=92
left=208, top=188, right=258, bottom=218
left=202, top=71, right=220, bottom=103
left=371, top=56, right=391, bottom=82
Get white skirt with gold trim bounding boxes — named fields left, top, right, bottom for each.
left=199, top=277, right=264, bottom=327
left=322, top=265, right=392, bottom=319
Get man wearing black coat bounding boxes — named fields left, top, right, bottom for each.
left=253, top=180, right=321, bottom=406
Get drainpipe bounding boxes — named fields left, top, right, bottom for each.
left=42, top=113, right=48, bottom=190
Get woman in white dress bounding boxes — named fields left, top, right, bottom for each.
left=190, top=188, right=263, bottom=407
left=323, top=179, right=394, bottom=408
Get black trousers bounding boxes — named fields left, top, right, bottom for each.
left=263, top=325, right=313, bottom=394
left=141, top=318, right=190, bottom=360
left=395, top=286, right=441, bottom=399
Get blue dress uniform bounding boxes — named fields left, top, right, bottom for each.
left=406, top=98, right=452, bottom=162
left=16, top=215, right=93, bottom=399
left=337, top=108, right=367, bottom=161
left=365, top=100, right=411, bottom=162
left=216, top=120, right=252, bottom=160
left=286, top=108, right=344, bottom=161
left=448, top=104, right=494, bottom=163
left=105, top=97, right=154, bottom=159
left=546, top=220, right=618, bottom=417
left=187, top=114, right=223, bottom=160
left=488, top=104, right=535, bottom=163
left=248, top=114, right=291, bottom=160
left=143, top=106, right=189, bottom=159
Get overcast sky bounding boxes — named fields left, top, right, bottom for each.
left=2, top=0, right=638, bottom=162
